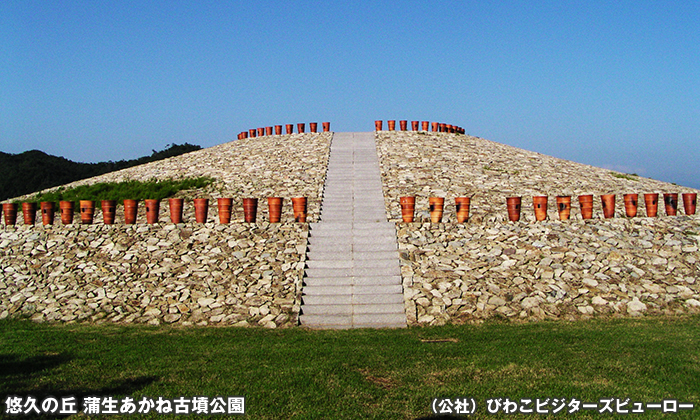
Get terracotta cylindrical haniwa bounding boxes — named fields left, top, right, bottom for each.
left=399, top=120, right=407, bottom=131
left=241, top=131, right=248, bottom=139
left=431, top=122, right=439, bottom=132
left=578, top=195, right=593, bottom=219
left=601, top=194, right=615, bottom=218
left=309, top=122, right=318, bottom=133
left=256, top=128, right=264, bottom=137
left=623, top=194, right=638, bottom=218
left=429, top=197, right=444, bottom=223
left=217, top=198, right=233, bottom=224
left=291, top=197, right=307, bottom=223
left=375, top=120, right=382, bottom=131
left=644, top=193, right=658, bottom=217
left=194, top=198, right=209, bottom=223
left=440, top=123, right=447, bottom=132
left=169, top=198, right=184, bottom=224
left=145, top=199, right=160, bottom=224
left=80, top=200, right=95, bottom=224
left=455, top=197, right=471, bottom=223
left=101, top=200, right=117, bottom=225
left=59, top=201, right=74, bottom=225
left=41, top=202, right=55, bottom=225
left=268, top=197, right=283, bottom=223
left=249, top=129, right=256, bottom=138
left=264, top=126, right=272, bottom=136
left=411, top=121, right=419, bottom=131
left=387, top=120, right=396, bottom=131
left=682, top=193, right=697, bottom=215
left=285, top=124, right=294, bottom=134
left=399, top=196, right=415, bottom=223
left=297, top=123, right=305, bottom=134
left=242, top=198, right=258, bottom=223
left=556, top=196, right=571, bottom=220
left=322, top=122, right=331, bottom=132
left=664, top=193, right=678, bottom=216
left=22, top=202, right=37, bottom=225
left=532, top=196, right=548, bottom=221
left=123, top=199, right=138, bottom=224
left=422, top=121, right=429, bottom=131
left=3, top=203, right=17, bottom=225
left=274, top=125, right=283, bottom=135
left=506, top=197, right=521, bottom=222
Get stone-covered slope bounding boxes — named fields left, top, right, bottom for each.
left=376, top=131, right=700, bottom=325
left=376, top=131, right=696, bottom=223
left=14, top=132, right=332, bottom=223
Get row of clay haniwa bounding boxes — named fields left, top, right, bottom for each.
left=236, top=122, right=331, bottom=139
left=1, top=197, right=308, bottom=226
left=375, top=120, right=465, bottom=134
left=399, top=193, right=698, bottom=223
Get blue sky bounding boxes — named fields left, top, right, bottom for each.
left=2, top=1, right=699, bottom=188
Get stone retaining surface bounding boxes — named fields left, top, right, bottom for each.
left=399, top=217, right=700, bottom=325
left=0, top=222, right=308, bottom=328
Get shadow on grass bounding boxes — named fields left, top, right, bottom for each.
left=0, top=353, right=158, bottom=419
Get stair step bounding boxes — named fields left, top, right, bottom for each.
left=353, top=313, right=407, bottom=326
left=307, top=244, right=352, bottom=253
left=307, top=251, right=397, bottom=261
left=303, top=278, right=354, bottom=287
left=299, top=314, right=352, bottom=327
left=301, top=304, right=353, bottom=315
left=302, top=285, right=353, bottom=295
left=301, top=303, right=404, bottom=315
left=305, top=260, right=353, bottom=269
left=353, top=276, right=402, bottom=285
left=302, top=294, right=352, bottom=305
left=304, top=268, right=353, bottom=278
left=353, top=294, right=404, bottom=304
left=304, top=266, right=400, bottom=278
left=303, top=276, right=401, bottom=286
left=354, top=284, right=403, bottom=294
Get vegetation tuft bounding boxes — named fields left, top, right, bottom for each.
left=0, top=316, right=698, bottom=419
left=611, top=172, right=639, bottom=181
left=22, top=177, right=215, bottom=204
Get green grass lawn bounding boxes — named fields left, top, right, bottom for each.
left=1, top=316, right=698, bottom=419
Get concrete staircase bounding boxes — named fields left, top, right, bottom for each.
left=299, top=132, right=406, bottom=328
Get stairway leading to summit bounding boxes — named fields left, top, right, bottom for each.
left=299, top=132, right=406, bottom=329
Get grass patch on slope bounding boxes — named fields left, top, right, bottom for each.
left=19, top=177, right=215, bottom=204
left=1, top=316, right=698, bottom=419
left=610, top=172, right=639, bottom=181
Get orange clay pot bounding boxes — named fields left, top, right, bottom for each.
left=399, top=196, right=415, bottom=223
left=455, top=197, right=471, bottom=223
left=533, top=196, right=548, bottom=221
left=644, top=193, right=658, bottom=217
left=556, top=196, right=571, bottom=221
left=429, top=197, right=444, bottom=223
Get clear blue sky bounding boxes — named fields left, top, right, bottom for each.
left=2, top=1, right=699, bottom=189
